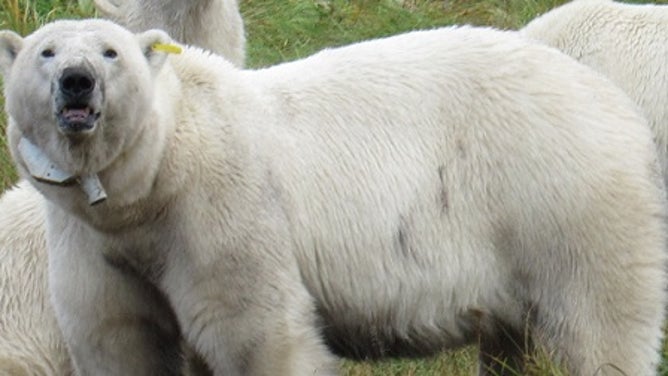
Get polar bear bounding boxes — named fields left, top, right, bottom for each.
left=93, top=0, right=245, bottom=67
left=1, top=19, right=666, bottom=376
left=0, top=1, right=245, bottom=374
left=521, top=0, right=668, bottom=187
left=0, top=181, right=71, bottom=375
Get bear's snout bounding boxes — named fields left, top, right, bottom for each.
left=55, top=67, right=101, bottom=136
left=59, top=67, right=95, bottom=101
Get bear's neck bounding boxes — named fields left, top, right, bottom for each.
left=80, top=64, right=187, bottom=230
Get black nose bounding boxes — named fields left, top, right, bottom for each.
left=59, top=67, right=95, bottom=100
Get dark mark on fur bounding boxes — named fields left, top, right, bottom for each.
left=182, top=346, right=213, bottom=376
left=456, top=138, right=466, bottom=159
left=102, top=249, right=166, bottom=284
left=395, top=215, right=420, bottom=263
left=438, top=165, right=449, bottom=215
left=103, top=252, right=136, bottom=275
left=397, top=221, right=408, bottom=258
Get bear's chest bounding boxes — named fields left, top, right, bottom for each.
left=97, top=224, right=174, bottom=284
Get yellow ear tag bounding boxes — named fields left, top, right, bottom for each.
left=152, top=43, right=182, bottom=54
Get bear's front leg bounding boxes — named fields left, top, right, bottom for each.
left=46, top=206, right=183, bottom=375
left=164, top=241, right=338, bottom=376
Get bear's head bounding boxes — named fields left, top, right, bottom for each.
left=0, top=19, right=174, bottom=204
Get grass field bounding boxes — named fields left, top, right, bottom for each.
left=1, top=0, right=668, bottom=374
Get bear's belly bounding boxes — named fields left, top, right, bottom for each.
left=316, top=303, right=481, bottom=360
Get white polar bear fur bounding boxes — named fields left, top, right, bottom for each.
left=0, top=1, right=245, bottom=373
left=93, top=0, right=245, bottom=67
left=0, top=181, right=71, bottom=375
left=0, top=186, right=212, bottom=374
left=522, top=0, right=668, bottom=188
left=1, top=19, right=667, bottom=375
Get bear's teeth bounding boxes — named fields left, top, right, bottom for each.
left=62, top=107, right=91, bottom=122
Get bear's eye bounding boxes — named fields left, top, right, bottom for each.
left=103, top=48, right=118, bottom=59
left=41, top=49, right=55, bottom=58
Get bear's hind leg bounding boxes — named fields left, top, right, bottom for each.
left=533, top=272, right=665, bottom=376
left=528, top=242, right=666, bottom=376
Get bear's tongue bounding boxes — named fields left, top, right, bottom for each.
left=62, top=107, right=91, bottom=123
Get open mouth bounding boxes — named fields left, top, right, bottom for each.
left=56, top=104, right=101, bottom=134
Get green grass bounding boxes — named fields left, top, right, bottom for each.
left=1, top=0, right=668, bottom=375
left=241, top=0, right=567, bottom=67
left=0, top=0, right=88, bottom=33
left=341, top=348, right=478, bottom=376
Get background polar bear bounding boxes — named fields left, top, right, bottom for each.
left=93, top=0, right=245, bottom=67
left=0, top=1, right=243, bottom=374
left=521, top=0, right=668, bottom=186
left=0, top=181, right=71, bottom=375
left=1, top=19, right=666, bottom=376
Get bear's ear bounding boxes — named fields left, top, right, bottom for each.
left=136, top=29, right=173, bottom=73
left=93, top=0, right=125, bottom=18
left=0, top=30, right=23, bottom=78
